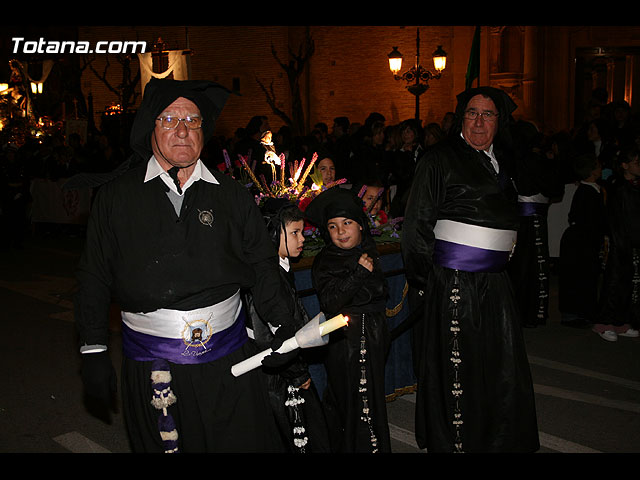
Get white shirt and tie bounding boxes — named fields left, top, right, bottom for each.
left=144, top=155, right=219, bottom=215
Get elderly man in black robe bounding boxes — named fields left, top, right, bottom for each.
left=73, top=78, right=294, bottom=453
left=402, top=87, right=540, bottom=453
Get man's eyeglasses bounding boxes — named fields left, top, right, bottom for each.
left=463, top=110, right=499, bottom=121
left=156, top=115, right=203, bottom=130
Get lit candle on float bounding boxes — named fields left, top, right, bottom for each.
left=231, top=313, right=349, bottom=377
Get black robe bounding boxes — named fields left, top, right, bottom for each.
left=74, top=162, right=292, bottom=453
left=558, top=182, right=607, bottom=321
left=402, top=134, right=540, bottom=453
left=598, top=179, right=640, bottom=327
left=311, top=235, right=391, bottom=453
left=509, top=149, right=565, bottom=327
left=243, top=263, right=331, bottom=453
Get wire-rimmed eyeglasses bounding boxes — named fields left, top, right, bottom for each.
left=463, top=110, right=499, bottom=121
left=156, top=115, right=203, bottom=130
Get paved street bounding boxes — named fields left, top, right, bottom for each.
left=1, top=229, right=639, bottom=454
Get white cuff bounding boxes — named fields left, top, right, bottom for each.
left=80, top=344, right=108, bottom=354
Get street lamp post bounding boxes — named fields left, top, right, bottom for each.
left=388, top=28, right=447, bottom=122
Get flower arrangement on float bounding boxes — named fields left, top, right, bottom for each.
left=217, top=130, right=402, bottom=257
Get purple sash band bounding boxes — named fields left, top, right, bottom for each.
left=433, top=239, right=511, bottom=273
left=122, top=308, right=248, bottom=364
left=518, top=201, right=549, bottom=217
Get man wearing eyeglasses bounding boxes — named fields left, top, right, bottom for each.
left=150, top=98, right=207, bottom=194
left=402, top=87, right=539, bottom=453
left=74, top=78, right=294, bottom=453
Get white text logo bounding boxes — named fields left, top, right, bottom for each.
left=12, top=37, right=147, bottom=54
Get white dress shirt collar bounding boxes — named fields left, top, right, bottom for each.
left=144, top=155, right=219, bottom=195
left=580, top=180, right=601, bottom=193
left=279, top=256, right=290, bottom=272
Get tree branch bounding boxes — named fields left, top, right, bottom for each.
left=255, top=76, right=292, bottom=125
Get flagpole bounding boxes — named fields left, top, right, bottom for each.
left=476, top=26, right=480, bottom=87
left=465, top=25, right=481, bottom=90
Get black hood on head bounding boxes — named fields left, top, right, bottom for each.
left=130, top=78, right=232, bottom=161
left=453, top=86, right=517, bottom=134
left=305, top=187, right=369, bottom=241
left=261, top=197, right=297, bottom=247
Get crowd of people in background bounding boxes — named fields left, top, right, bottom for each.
left=3, top=89, right=639, bottom=210
left=1, top=87, right=639, bottom=339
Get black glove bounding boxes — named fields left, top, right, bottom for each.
left=262, top=325, right=299, bottom=369
left=81, top=351, right=117, bottom=422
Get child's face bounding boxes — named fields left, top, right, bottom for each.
left=327, top=216, right=362, bottom=250
left=362, top=186, right=383, bottom=214
left=278, top=219, right=305, bottom=259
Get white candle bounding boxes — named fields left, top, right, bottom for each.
left=231, top=313, right=349, bottom=377
left=318, top=314, right=349, bottom=336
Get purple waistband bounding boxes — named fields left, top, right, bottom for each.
left=122, top=308, right=248, bottom=364
left=433, top=239, right=511, bottom=273
left=518, top=201, right=549, bottom=216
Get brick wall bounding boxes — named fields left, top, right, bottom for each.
left=77, top=25, right=458, bottom=142
left=307, top=25, right=455, bottom=130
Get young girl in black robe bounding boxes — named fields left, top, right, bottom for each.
left=305, top=187, right=391, bottom=453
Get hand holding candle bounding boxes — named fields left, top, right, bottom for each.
left=231, top=313, right=349, bottom=377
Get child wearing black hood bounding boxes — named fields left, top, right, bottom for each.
left=306, top=187, right=391, bottom=453
left=243, top=197, right=330, bottom=453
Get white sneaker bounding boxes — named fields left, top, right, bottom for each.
left=598, top=330, right=618, bottom=342
left=618, top=327, right=639, bottom=338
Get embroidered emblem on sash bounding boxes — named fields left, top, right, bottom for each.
left=181, top=318, right=214, bottom=356
left=198, top=209, right=214, bottom=227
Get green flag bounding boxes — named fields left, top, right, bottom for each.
left=465, top=26, right=481, bottom=90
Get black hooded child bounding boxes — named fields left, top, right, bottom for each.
left=305, top=187, right=391, bottom=453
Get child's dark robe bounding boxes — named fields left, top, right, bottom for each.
left=311, top=234, right=391, bottom=453
left=559, top=181, right=608, bottom=320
